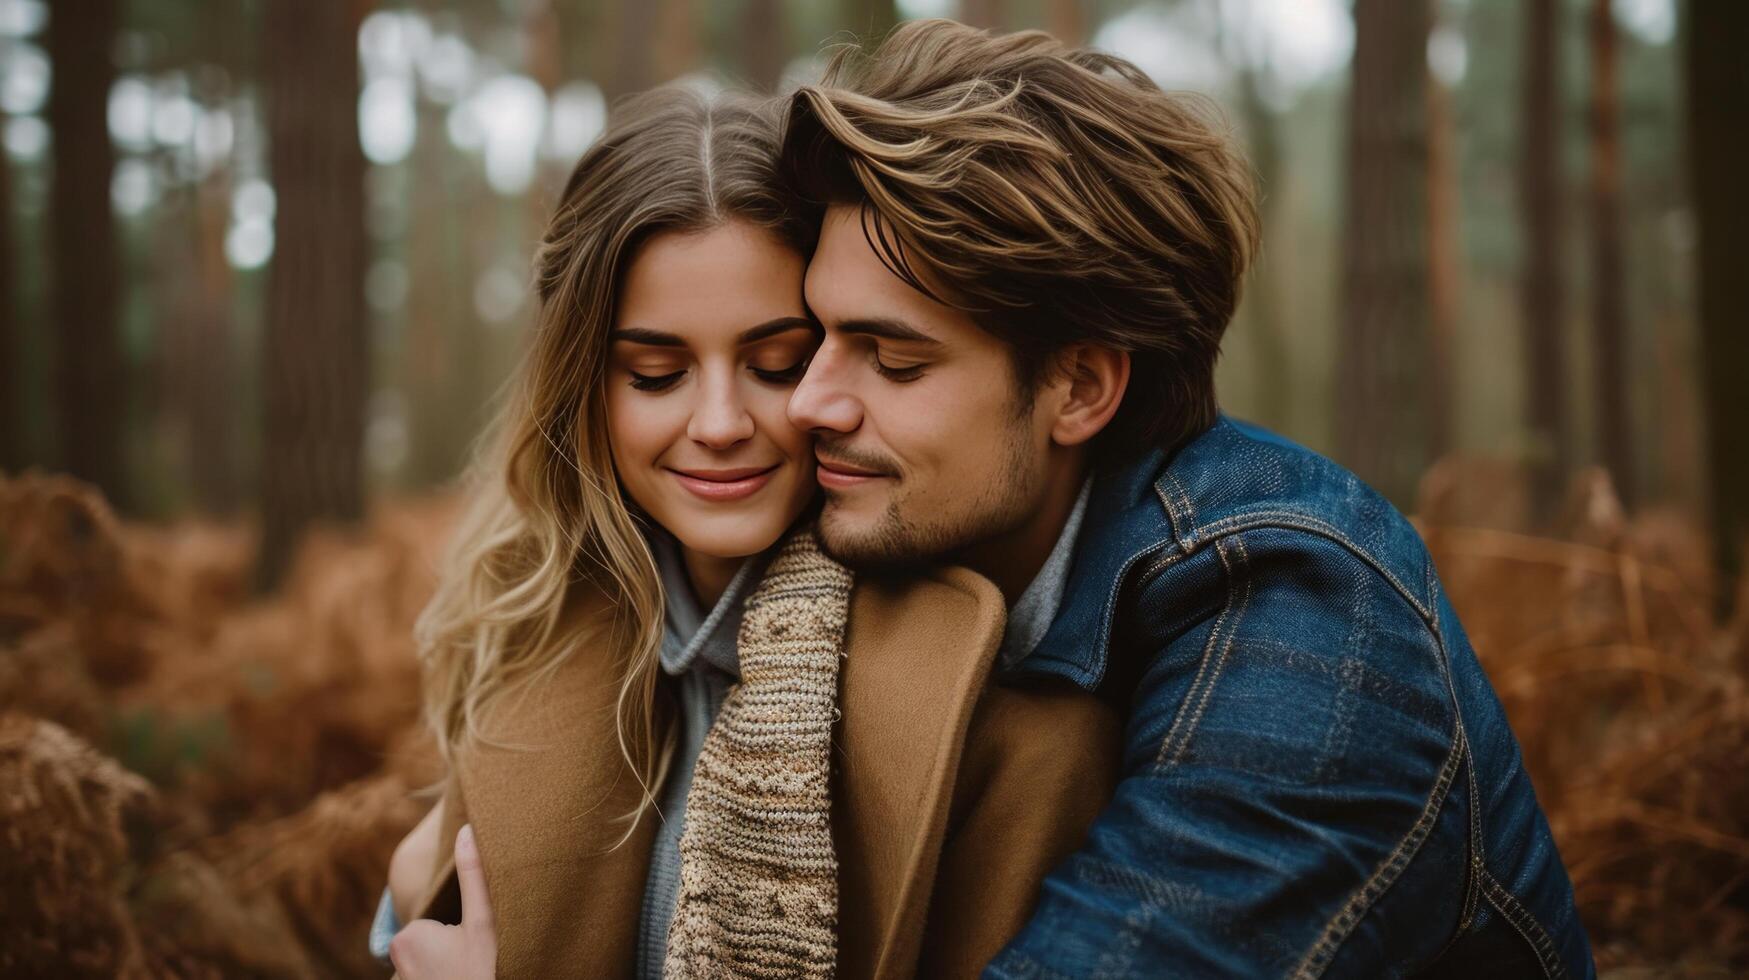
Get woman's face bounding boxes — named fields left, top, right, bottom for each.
left=605, top=220, right=819, bottom=561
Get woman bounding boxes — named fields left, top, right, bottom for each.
left=374, top=86, right=1119, bottom=979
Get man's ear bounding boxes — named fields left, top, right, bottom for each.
left=1049, top=344, right=1130, bottom=447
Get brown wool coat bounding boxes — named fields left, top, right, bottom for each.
left=396, top=566, right=1121, bottom=979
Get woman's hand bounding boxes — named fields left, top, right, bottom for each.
left=388, top=825, right=497, bottom=980
left=388, top=796, right=444, bottom=924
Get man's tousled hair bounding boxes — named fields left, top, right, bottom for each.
left=781, top=19, right=1260, bottom=463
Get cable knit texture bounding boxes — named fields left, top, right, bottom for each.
left=663, top=526, right=852, bottom=979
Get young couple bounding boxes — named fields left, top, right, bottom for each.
left=374, top=19, right=1594, bottom=980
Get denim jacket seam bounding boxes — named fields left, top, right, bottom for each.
left=1432, top=575, right=1487, bottom=936
left=1154, top=533, right=1253, bottom=768
left=1152, top=509, right=1433, bottom=623
left=1290, top=565, right=1466, bottom=978
left=1288, top=716, right=1464, bottom=979
left=1479, top=867, right=1568, bottom=980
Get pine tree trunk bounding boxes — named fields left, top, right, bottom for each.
left=257, top=0, right=369, bottom=589
left=1426, top=60, right=1461, bottom=462
left=1337, top=0, right=1434, bottom=507
left=742, top=0, right=787, bottom=93
left=1521, top=0, right=1569, bottom=521
left=607, top=0, right=660, bottom=100
left=1233, top=67, right=1291, bottom=429
left=961, top=0, right=1005, bottom=31
left=188, top=177, right=239, bottom=514
left=1588, top=0, right=1633, bottom=508
left=842, top=0, right=897, bottom=42
left=0, top=118, right=20, bottom=473
left=1688, top=0, right=1749, bottom=607
left=47, top=0, right=125, bottom=504
left=1046, top=0, right=1088, bottom=45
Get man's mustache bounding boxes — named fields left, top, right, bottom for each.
left=813, top=442, right=900, bottom=479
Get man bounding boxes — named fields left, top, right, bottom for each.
left=781, top=19, right=1594, bottom=978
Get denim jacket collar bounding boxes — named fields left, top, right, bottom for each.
left=1015, top=443, right=1175, bottom=692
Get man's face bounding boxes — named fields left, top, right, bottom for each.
left=790, top=204, right=1059, bottom=570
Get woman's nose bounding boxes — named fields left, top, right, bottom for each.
left=687, top=374, right=756, bottom=449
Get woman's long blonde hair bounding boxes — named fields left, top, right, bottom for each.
left=414, top=86, right=814, bottom=833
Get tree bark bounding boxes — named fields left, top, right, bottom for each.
left=960, top=0, right=1006, bottom=31
left=258, top=0, right=369, bottom=589
left=1521, top=0, right=1569, bottom=522
left=1427, top=52, right=1461, bottom=463
left=842, top=0, right=898, bottom=43
left=742, top=0, right=787, bottom=93
left=188, top=177, right=240, bottom=514
left=46, top=0, right=125, bottom=503
left=1688, top=0, right=1749, bottom=608
left=1337, top=0, right=1435, bottom=507
left=1588, top=0, right=1633, bottom=508
left=1232, top=65, right=1291, bottom=429
left=1046, top=0, right=1088, bottom=46
left=0, top=112, right=20, bottom=473
left=606, top=0, right=660, bottom=100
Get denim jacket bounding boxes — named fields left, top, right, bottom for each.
left=990, top=417, right=1595, bottom=978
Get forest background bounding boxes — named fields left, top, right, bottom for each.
left=2, top=0, right=1746, bottom=976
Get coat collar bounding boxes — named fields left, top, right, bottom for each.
left=408, top=564, right=1010, bottom=978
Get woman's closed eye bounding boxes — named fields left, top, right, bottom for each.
left=628, top=368, right=686, bottom=392
left=750, top=356, right=811, bottom=385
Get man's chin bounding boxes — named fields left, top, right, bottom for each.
left=815, top=509, right=933, bottom=575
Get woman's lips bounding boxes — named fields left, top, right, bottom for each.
left=668, top=465, right=779, bottom=502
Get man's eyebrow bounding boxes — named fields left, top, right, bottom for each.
left=609, top=317, right=819, bottom=347
left=834, top=317, right=941, bottom=346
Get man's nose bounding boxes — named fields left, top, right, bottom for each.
left=788, top=340, right=862, bottom=435
left=687, top=374, right=756, bottom=449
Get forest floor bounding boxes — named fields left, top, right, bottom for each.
left=1, top=464, right=1745, bottom=977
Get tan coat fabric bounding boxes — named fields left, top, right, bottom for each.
left=397, top=566, right=1120, bottom=979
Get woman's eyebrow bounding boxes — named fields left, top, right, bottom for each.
left=609, top=327, right=684, bottom=347
left=609, top=318, right=817, bottom=348
left=738, top=316, right=820, bottom=344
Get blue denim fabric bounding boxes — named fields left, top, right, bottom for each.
left=991, top=417, right=1595, bottom=979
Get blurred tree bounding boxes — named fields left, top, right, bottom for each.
left=1588, top=0, right=1633, bottom=508
left=607, top=0, right=661, bottom=98
left=1337, top=0, right=1435, bottom=506
left=257, top=0, right=369, bottom=589
left=655, top=0, right=702, bottom=82
left=1427, top=43, right=1461, bottom=459
left=742, top=0, right=787, bottom=92
left=1688, top=0, right=1749, bottom=603
left=842, top=0, right=898, bottom=41
left=1227, top=37, right=1291, bottom=427
left=181, top=173, right=241, bottom=515
left=1046, top=0, right=1088, bottom=46
left=1520, top=0, right=1569, bottom=520
left=46, top=0, right=125, bottom=505
left=0, top=124, right=18, bottom=473
left=961, top=0, right=1007, bottom=31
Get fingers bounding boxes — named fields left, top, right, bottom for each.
left=388, top=918, right=447, bottom=978
left=454, top=824, right=496, bottom=943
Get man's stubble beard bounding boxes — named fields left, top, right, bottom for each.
left=815, top=411, right=1042, bottom=575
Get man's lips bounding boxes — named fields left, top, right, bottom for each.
left=667, top=464, right=780, bottom=501
left=815, top=454, right=890, bottom=490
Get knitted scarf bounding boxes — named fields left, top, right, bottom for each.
left=664, top=526, right=853, bottom=979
